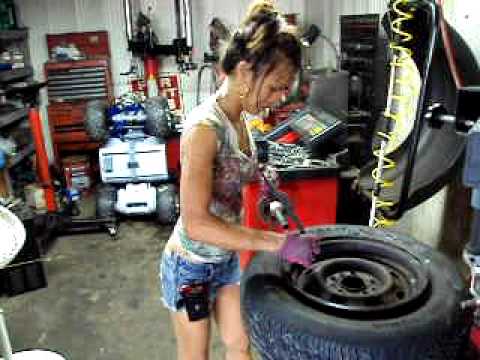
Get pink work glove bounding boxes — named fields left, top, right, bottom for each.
left=278, top=233, right=321, bottom=267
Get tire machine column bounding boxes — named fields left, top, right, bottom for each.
left=426, top=87, right=480, bottom=356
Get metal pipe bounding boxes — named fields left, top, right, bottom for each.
left=124, top=0, right=134, bottom=42
left=29, top=107, right=57, bottom=212
left=197, top=64, right=217, bottom=105
left=319, top=34, right=341, bottom=71
left=370, top=53, right=398, bottom=226
left=0, top=309, right=13, bottom=360
left=174, top=0, right=193, bottom=47
left=184, top=0, right=193, bottom=48
left=436, top=0, right=464, bottom=89
left=174, top=0, right=185, bottom=40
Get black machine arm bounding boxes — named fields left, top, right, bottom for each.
left=259, top=171, right=306, bottom=234
left=363, top=0, right=480, bottom=222
left=388, top=0, right=439, bottom=220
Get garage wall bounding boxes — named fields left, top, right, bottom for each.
left=15, top=0, right=306, bottom=159
left=304, top=0, right=387, bottom=69
left=15, top=0, right=131, bottom=160
left=444, top=0, right=480, bottom=66
left=303, top=0, right=480, bottom=70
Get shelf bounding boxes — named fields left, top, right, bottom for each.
left=7, top=144, right=35, bottom=169
left=0, top=29, right=28, bottom=41
left=0, top=67, right=33, bottom=83
left=0, top=108, right=28, bottom=129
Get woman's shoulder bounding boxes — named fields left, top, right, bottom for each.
left=183, top=96, right=226, bottom=133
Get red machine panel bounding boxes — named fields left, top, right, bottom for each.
left=167, top=135, right=181, bottom=180
left=241, top=174, right=338, bottom=268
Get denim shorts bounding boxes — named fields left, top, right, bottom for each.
left=159, top=250, right=241, bottom=312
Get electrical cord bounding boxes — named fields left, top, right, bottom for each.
left=196, top=63, right=218, bottom=105
left=436, top=0, right=464, bottom=89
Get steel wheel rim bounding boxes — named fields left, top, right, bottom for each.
left=283, top=237, right=431, bottom=319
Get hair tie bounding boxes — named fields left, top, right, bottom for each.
left=233, top=31, right=248, bottom=54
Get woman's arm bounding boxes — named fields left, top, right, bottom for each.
left=180, top=125, right=285, bottom=252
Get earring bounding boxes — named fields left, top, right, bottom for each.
left=239, top=84, right=249, bottom=99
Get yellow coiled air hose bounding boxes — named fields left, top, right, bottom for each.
left=369, top=0, right=419, bottom=228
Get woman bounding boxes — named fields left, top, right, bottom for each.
left=160, top=1, right=302, bottom=359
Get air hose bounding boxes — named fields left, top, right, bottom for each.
left=369, top=0, right=420, bottom=227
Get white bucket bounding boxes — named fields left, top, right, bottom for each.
left=0, top=206, right=26, bottom=269
left=1, top=349, right=66, bottom=359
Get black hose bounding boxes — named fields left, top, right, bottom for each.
left=196, top=64, right=211, bottom=105
left=391, top=0, right=439, bottom=219
left=319, top=34, right=342, bottom=71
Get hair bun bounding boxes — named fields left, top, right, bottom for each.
left=220, top=0, right=301, bottom=75
left=243, top=0, right=278, bottom=26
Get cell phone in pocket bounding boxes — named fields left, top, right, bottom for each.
left=178, top=282, right=210, bottom=321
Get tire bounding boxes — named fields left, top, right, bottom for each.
left=85, top=100, right=108, bottom=142
left=241, top=225, right=471, bottom=360
left=144, top=96, right=174, bottom=138
left=156, top=184, right=179, bottom=225
left=96, top=184, right=117, bottom=219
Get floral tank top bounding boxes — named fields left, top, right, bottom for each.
left=166, top=92, right=258, bottom=263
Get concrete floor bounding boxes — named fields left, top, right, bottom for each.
left=1, top=219, right=225, bottom=359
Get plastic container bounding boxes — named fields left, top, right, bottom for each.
left=0, top=216, right=47, bottom=297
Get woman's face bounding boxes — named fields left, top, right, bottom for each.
left=243, top=60, right=297, bottom=115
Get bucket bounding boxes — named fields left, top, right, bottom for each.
left=1, top=349, right=67, bottom=359
left=0, top=206, right=25, bottom=269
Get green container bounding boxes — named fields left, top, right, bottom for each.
left=0, top=0, right=17, bottom=30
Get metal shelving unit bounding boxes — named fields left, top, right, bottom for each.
left=0, top=107, right=28, bottom=129
left=0, top=66, right=33, bottom=83
left=0, top=28, right=34, bottom=197
left=0, top=29, right=28, bottom=41
left=7, top=144, right=35, bottom=169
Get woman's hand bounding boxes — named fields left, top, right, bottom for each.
left=258, top=231, right=287, bottom=252
left=278, top=233, right=321, bottom=267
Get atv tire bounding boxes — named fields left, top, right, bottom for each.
left=156, top=184, right=179, bottom=225
left=96, top=184, right=117, bottom=219
left=85, top=100, right=108, bottom=142
left=144, top=96, right=174, bottom=138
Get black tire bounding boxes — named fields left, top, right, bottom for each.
left=85, top=100, right=108, bottom=142
left=156, top=184, right=179, bottom=225
left=144, top=96, right=174, bottom=138
left=96, top=184, right=117, bottom=219
left=241, top=225, right=471, bottom=360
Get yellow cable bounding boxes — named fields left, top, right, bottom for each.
left=371, top=0, right=419, bottom=228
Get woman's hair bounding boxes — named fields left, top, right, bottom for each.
left=220, top=0, right=302, bottom=76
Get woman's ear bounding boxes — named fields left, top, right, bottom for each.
left=234, top=60, right=254, bottom=88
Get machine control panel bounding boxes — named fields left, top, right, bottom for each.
left=264, top=107, right=345, bottom=151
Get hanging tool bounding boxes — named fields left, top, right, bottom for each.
left=258, top=169, right=305, bottom=233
